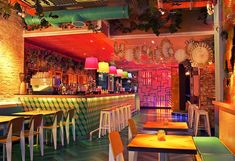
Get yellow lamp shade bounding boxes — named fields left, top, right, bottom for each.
left=97, top=62, right=109, bottom=73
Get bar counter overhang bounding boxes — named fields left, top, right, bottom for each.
left=0, top=94, right=137, bottom=138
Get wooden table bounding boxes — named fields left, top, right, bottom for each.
left=143, top=121, right=189, bottom=131
left=13, top=110, right=58, bottom=116
left=127, top=134, right=197, bottom=161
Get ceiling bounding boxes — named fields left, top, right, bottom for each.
left=25, top=32, right=114, bottom=62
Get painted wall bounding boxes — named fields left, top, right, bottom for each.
left=138, top=66, right=178, bottom=108
left=0, top=14, right=24, bottom=98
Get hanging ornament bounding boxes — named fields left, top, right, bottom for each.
left=185, top=39, right=195, bottom=55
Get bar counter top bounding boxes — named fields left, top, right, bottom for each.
left=212, top=101, right=235, bottom=115
left=16, top=93, right=135, bottom=98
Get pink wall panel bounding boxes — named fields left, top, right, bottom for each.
left=138, top=67, right=172, bottom=107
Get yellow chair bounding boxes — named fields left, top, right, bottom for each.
left=128, top=119, right=138, bottom=141
left=43, top=111, right=64, bottom=150
left=63, top=108, right=76, bottom=144
left=108, top=131, right=125, bottom=161
left=0, top=117, right=25, bottom=161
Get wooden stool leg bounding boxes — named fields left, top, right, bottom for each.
left=72, top=118, right=76, bottom=141
left=206, top=113, right=211, bottom=136
left=194, top=112, right=199, bottom=136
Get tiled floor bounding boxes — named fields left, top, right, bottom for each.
left=2, top=109, right=203, bottom=161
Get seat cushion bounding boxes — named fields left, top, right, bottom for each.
left=201, top=154, right=235, bottom=161
left=193, top=137, right=232, bottom=155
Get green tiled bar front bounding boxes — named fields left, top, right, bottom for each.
left=18, top=94, right=136, bottom=138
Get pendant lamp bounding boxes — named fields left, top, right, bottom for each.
left=84, top=57, right=98, bottom=70
left=128, top=73, right=132, bottom=78
left=98, top=62, right=109, bottom=73
left=109, top=66, right=117, bottom=75
left=117, top=69, right=123, bottom=77
left=122, top=71, right=128, bottom=78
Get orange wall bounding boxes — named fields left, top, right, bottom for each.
left=0, top=14, right=24, bottom=97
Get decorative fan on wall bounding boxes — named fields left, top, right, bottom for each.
left=160, top=39, right=174, bottom=59
left=189, top=42, right=213, bottom=68
left=174, top=49, right=187, bottom=63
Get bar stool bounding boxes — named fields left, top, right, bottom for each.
left=0, top=117, right=25, bottom=161
left=194, top=105, right=211, bottom=136
left=114, top=107, right=121, bottom=131
left=119, top=106, right=126, bottom=130
left=63, top=108, right=76, bottom=144
left=43, top=111, right=64, bottom=150
left=24, top=114, right=44, bottom=161
left=98, top=108, right=115, bottom=138
left=186, top=101, right=195, bottom=128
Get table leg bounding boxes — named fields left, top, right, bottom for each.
left=128, top=151, right=138, bottom=161
left=159, top=153, right=168, bottom=161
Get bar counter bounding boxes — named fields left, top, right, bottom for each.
left=12, top=94, right=137, bottom=137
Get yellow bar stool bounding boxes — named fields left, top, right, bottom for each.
left=0, top=117, right=25, bottom=161
left=128, top=119, right=138, bottom=141
left=63, top=109, right=76, bottom=145
left=193, top=105, right=211, bottom=136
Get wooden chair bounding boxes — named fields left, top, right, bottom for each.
left=43, top=111, right=64, bottom=150
left=0, top=117, right=25, bottom=161
left=24, top=114, right=43, bottom=161
left=63, top=108, right=76, bottom=144
left=128, top=119, right=138, bottom=141
left=108, top=131, right=124, bottom=161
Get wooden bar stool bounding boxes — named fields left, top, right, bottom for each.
left=43, top=111, right=64, bottom=150
left=24, top=114, right=43, bottom=161
left=63, top=109, right=76, bottom=144
left=194, top=105, right=211, bottom=136
left=0, top=117, right=25, bottom=161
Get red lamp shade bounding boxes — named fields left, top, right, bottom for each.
left=84, top=57, right=98, bottom=70
left=109, top=66, right=117, bottom=75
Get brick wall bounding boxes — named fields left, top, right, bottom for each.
left=0, top=14, right=24, bottom=97
left=199, top=65, right=215, bottom=127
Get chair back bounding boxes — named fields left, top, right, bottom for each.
left=52, top=111, right=63, bottom=125
left=66, top=109, right=75, bottom=122
left=29, top=114, right=43, bottom=131
left=128, top=119, right=138, bottom=138
left=7, top=117, right=24, bottom=136
left=109, top=131, right=124, bottom=161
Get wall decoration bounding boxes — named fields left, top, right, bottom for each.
left=189, top=42, right=213, bottom=68
left=160, top=39, right=174, bottom=59
left=174, top=49, right=187, bottom=63
left=138, top=67, right=173, bottom=107
left=114, top=41, right=125, bottom=58
left=185, top=39, right=195, bottom=54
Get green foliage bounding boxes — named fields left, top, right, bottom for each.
left=109, top=0, right=183, bottom=36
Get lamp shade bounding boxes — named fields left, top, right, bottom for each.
left=128, top=73, right=132, bottom=78
left=116, top=69, right=123, bottom=77
left=84, top=57, right=98, bottom=70
left=98, top=62, right=109, bottom=73
left=122, top=71, right=128, bottom=78
left=109, top=66, right=117, bottom=75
